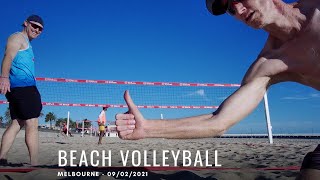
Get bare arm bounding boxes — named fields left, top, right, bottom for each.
left=115, top=37, right=285, bottom=139
left=0, top=34, right=22, bottom=94
left=144, top=113, right=215, bottom=139
left=116, top=73, right=270, bottom=139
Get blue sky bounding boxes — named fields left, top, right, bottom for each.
left=0, top=0, right=319, bottom=134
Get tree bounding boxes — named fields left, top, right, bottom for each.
left=45, top=112, right=56, bottom=129
left=77, top=119, right=92, bottom=129
left=55, top=118, right=76, bottom=129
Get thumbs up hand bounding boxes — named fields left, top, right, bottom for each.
left=115, top=90, right=146, bottom=140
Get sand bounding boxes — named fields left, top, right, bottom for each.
left=0, top=128, right=318, bottom=180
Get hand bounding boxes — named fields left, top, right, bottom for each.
left=0, top=77, right=10, bottom=94
left=115, top=90, right=146, bottom=140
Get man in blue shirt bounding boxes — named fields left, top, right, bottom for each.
left=0, top=15, right=44, bottom=166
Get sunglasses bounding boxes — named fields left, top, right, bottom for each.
left=28, top=21, right=43, bottom=31
left=208, top=0, right=243, bottom=16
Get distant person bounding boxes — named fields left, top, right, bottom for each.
left=0, top=15, right=44, bottom=166
left=115, top=0, right=320, bottom=179
left=62, top=122, right=73, bottom=137
left=57, top=122, right=67, bottom=138
left=97, top=107, right=108, bottom=145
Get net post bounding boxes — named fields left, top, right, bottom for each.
left=82, top=120, right=85, bottom=137
left=90, top=125, right=93, bottom=137
left=263, top=92, right=273, bottom=144
left=67, top=111, right=70, bottom=137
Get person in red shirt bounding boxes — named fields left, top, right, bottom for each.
left=61, top=122, right=73, bottom=137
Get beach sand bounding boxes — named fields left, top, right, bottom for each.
left=0, top=128, right=318, bottom=180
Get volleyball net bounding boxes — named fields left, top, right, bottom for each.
left=37, top=77, right=240, bottom=108
left=0, top=77, right=241, bottom=108
left=0, top=77, right=272, bottom=142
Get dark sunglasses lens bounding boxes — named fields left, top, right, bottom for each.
left=211, top=0, right=229, bottom=15
left=30, top=23, right=43, bottom=31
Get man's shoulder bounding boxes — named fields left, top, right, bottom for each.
left=7, top=33, right=24, bottom=44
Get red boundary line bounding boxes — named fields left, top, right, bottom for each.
left=0, top=166, right=301, bottom=173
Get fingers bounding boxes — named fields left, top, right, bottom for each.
left=116, top=119, right=136, bottom=126
left=116, top=124, right=135, bottom=131
left=0, top=87, right=7, bottom=94
left=0, top=79, right=10, bottom=94
left=0, top=84, right=10, bottom=94
left=0, top=84, right=4, bottom=94
left=116, top=113, right=136, bottom=131
left=115, top=90, right=145, bottom=140
left=115, top=113, right=134, bottom=120
left=119, top=130, right=134, bottom=139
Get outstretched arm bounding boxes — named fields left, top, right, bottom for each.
left=116, top=74, right=271, bottom=139
left=115, top=35, right=286, bottom=140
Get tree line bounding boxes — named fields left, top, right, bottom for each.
left=0, top=107, right=91, bottom=129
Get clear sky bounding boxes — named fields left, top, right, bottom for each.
left=0, top=0, right=319, bottom=134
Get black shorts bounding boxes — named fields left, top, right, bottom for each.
left=301, top=145, right=320, bottom=170
left=5, top=86, right=42, bottom=120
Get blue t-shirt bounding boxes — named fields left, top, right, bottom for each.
left=9, top=32, right=36, bottom=88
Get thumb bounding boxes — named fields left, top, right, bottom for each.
left=124, top=90, right=137, bottom=112
left=124, top=90, right=144, bottom=119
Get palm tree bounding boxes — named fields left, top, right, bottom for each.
left=56, top=118, right=76, bottom=128
left=45, top=112, right=56, bottom=129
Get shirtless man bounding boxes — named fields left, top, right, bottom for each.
left=116, top=0, right=320, bottom=178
